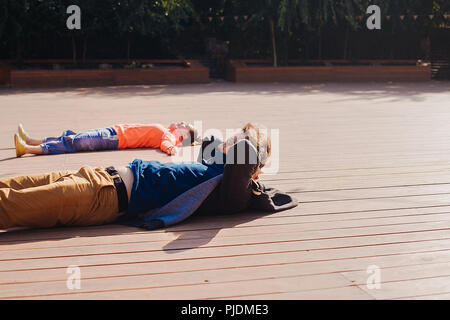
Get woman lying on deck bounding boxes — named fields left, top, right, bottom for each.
left=1, top=123, right=298, bottom=230
left=14, top=121, right=200, bottom=157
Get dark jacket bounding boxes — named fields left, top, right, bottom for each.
left=124, top=137, right=298, bottom=230
left=195, top=136, right=299, bottom=216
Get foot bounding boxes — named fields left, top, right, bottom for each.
left=14, top=134, right=26, bottom=157
left=18, top=123, right=29, bottom=143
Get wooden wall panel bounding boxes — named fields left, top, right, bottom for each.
left=227, top=60, right=431, bottom=83
left=7, top=60, right=209, bottom=88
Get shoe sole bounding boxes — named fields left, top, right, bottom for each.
left=14, top=134, right=24, bottom=158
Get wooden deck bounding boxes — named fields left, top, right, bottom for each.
left=1, top=81, right=450, bottom=300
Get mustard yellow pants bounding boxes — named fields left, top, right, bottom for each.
left=0, top=166, right=123, bottom=229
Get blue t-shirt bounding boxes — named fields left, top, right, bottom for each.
left=126, top=159, right=225, bottom=217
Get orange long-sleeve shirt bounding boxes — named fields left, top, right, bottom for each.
left=113, top=124, right=181, bottom=154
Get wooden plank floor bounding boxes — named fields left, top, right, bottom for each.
left=1, top=81, right=450, bottom=299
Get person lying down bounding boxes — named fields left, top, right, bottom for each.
left=14, top=121, right=200, bottom=157
left=0, top=123, right=298, bottom=231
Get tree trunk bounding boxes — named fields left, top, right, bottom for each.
left=318, top=27, right=323, bottom=60
left=343, top=27, right=350, bottom=60
left=16, top=38, right=22, bottom=62
left=425, top=33, right=431, bottom=61
left=283, top=32, right=289, bottom=65
left=71, top=35, right=77, bottom=64
left=269, top=17, right=278, bottom=67
left=127, top=35, right=131, bottom=62
left=305, top=35, right=310, bottom=60
left=389, top=33, right=395, bottom=59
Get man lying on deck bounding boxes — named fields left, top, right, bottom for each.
left=14, top=121, right=200, bottom=157
left=0, top=123, right=298, bottom=230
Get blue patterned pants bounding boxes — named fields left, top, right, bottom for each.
left=40, top=127, right=119, bottom=155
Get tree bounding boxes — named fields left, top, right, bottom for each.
left=112, top=0, right=193, bottom=61
left=242, top=0, right=365, bottom=65
left=28, top=0, right=63, bottom=59
left=279, top=0, right=363, bottom=60
left=238, top=0, right=282, bottom=66
left=370, top=0, right=442, bottom=59
left=0, top=0, right=29, bottom=60
left=77, top=1, right=115, bottom=62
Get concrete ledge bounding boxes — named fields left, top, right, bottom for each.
left=227, top=60, right=431, bottom=82
left=2, top=60, right=209, bottom=88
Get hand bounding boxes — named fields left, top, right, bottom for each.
left=252, top=168, right=262, bottom=180
left=167, top=146, right=177, bottom=156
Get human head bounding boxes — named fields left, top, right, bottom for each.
left=169, top=122, right=200, bottom=146
left=221, top=123, right=272, bottom=179
left=242, top=123, right=271, bottom=169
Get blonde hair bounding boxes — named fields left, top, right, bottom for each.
left=241, top=123, right=271, bottom=169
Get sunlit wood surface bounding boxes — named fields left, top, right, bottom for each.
left=1, top=81, right=450, bottom=299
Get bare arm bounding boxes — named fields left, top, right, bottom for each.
left=160, top=132, right=177, bottom=155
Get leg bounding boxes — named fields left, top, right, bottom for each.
left=18, top=123, right=77, bottom=146
left=72, top=127, right=118, bottom=152
left=24, top=144, right=45, bottom=155
left=15, top=134, right=45, bottom=157
left=0, top=170, right=72, bottom=190
left=0, top=166, right=122, bottom=229
left=16, top=128, right=118, bottom=156
left=18, top=124, right=44, bottom=146
left=18, top=128, right=80, bottom=155
left=40, top=128, right=118, bottom=155
left=39, top=133, right=77, bottom=155
left=42, top=129, right=77, bottom=144
left=15, top=130, right=75, bottom=156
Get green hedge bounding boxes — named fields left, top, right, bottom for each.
left=0, top=0, right=447, bottom=62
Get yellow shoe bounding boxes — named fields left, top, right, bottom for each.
left=14, top=134, right=26, bottom=158
left=18, top=123, right=28, bottom=142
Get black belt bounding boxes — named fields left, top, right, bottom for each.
left=105, top=166, right=128, bottom=213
